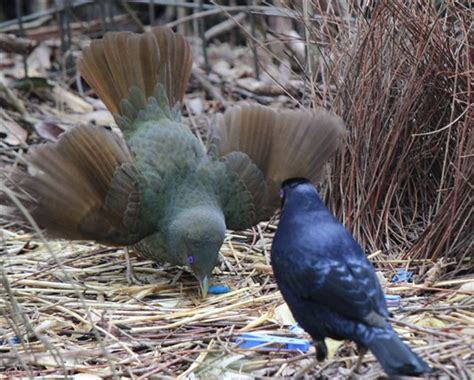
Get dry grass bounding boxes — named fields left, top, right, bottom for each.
left=1, top=0, right=473, bottom=378
left=1, top=228, right=473, bottom=378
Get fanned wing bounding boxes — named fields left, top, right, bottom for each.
left=77, top=27, right=193, bottom=117
left=209, top=104, right=346, bottom=228
left=5, top=28, right=195, bottom=247
left=14, top=125, right=147, bottom=245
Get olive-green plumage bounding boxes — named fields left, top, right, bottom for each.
left=11, top=27, right=346, bottom=296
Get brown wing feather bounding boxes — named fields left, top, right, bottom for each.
left=212, top=104, right=346, bottom=213
left=18, top=126, right=141, bottom=244
left=77, top=27, right=193, bottom=116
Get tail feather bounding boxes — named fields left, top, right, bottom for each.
left=77, top=27, right=192, bottom=119
left=368, top=329, right=432, bottom=376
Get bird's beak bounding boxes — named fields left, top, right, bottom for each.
left=198, top=275, right=208, bottom=298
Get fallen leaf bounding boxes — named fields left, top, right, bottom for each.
left=53, top=85, right=94, bottom=113
left=34, top=121, right=65, bottom=141
left=213, top=60, right=233, bottom=77
left=273, top=303, right=296, bottom=326
left=0, top=81, right=26, bottom=114
left=198, top=353, right=254, bottom=379
left=413, top=314, right=446, bottom=329
left=236, top=77, right=286, bottom=96
left=458, top=280, right=474, bottom=291
left=326, top=338, right=344, bottom=359
left=188, top=97, right=203, bottom=115
left=72, top=374, right=104, bottom=380
left=26, top=42, right=52, bottom=76
left=83, top=110, right=114, bottom=126
left=0, top=118, right=27, bottom=145
left=449, top=280, right=474, bottom=302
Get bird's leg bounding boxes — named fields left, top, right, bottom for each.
left=293, top=359, right=319, bottom=380
left=170, top=269, right=183, bottom=286
left=315, top=340, right=328, bottom=361
left=351, top=344, right=368, bottom=376
left=125, top=247, right=142, bottom=285
left=293, top=340, right=327, bottom=379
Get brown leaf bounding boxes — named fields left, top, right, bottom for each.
left=52, top=85, right=94, bottom=113
left=33, top=121, right=65, bottom=142
left=0, top=118, right=27, bottom=146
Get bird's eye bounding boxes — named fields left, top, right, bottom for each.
left=188, top=255, right=194, bottom=264
left=279, top=189, right=284, bottom=198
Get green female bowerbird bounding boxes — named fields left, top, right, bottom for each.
left=11, top=27, right=345, bottom=296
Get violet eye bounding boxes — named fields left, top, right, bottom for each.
left=188, top=255, right=194, bottom=264
left=279, top=189, right=284, bottom=198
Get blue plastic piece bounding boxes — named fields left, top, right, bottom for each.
left=235, top=332, right=310, bottom=352
left=385, top=294, right=401, bottom=308
left=208, top=284, right=230, bottom=294
left=391, top=269, right=413, bottom=283
left=0, top=336, right=20, bottom=345
left=289, top=323, right=305, bottom=335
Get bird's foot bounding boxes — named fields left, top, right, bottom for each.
left=292, top=340, right=327, bottom=379
left=170, top=270, right=183, bottom=286
left=125, top=248, right=144, bottom=285
left=292, top=358, right=319, bottom=380
left=349, top=345, right=368, bottom=378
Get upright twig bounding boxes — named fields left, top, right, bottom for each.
left=14, top=0, right=28, bottom=78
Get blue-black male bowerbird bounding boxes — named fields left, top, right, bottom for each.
left=271, top=178, right=432, bottom=376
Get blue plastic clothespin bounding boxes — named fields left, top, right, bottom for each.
left=384, top=294, right=401, bottom=308
left=391, top=269, right=413, bottom=283
left=235, top=332, right=310, bottom=352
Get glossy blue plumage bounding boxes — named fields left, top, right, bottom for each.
left=271, top=179, right=431, bottom=376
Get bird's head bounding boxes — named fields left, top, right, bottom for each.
left=279, top=178, right=323, bottom=210
left=168, top=206, right=226, bottom=297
